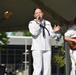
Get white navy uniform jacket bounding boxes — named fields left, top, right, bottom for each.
left=28, top=19, right=56, bottom=51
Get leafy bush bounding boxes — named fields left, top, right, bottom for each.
left=52, top=43, right=65, bottom=67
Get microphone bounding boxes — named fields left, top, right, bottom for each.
left=38, top=16, right=40, bottom=20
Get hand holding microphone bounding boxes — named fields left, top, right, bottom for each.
left=36, top=16, right=40, bottom=21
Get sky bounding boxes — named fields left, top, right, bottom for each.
left=6, top=32, right=12, bottom=36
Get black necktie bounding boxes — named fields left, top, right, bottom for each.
left=40, top=22, right=50, bottom=38
left=40, top=23, right=45, bottom=38
left=43, top=25, right=45, bottom=38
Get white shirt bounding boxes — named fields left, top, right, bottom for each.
left=65, top=25, right=76, bottom=38
left=28, top=19, right=56, bottom=51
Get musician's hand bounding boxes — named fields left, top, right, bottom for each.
left=53, top=25, right=60, bottom=32
left=72, top=39, right=76, bottom=43
left=36, top=16, right=41, bottom=22
left=36, top=16, right=39, bottom=20
left=69, top=38, right=76, bottom=50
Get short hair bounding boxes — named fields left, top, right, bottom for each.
left=33, top=7, right=43, bottom=14
left=74, top=17, right=76, bottom=23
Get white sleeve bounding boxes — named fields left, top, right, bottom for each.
left=28, top=21, right=40, bottom=36
left=64, top=29, right=73, bottom=37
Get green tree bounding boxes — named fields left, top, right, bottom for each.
left=0, top=32, right=9, bottom=50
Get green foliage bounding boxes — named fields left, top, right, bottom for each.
left=0, top=32, right=9, bottom=50
left=52, top=43, right=65, bottom=67
left=11, top=32, right=16, bottom=36
left=23, top=30, right=32, bottom=36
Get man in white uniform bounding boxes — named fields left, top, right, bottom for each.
left=28, top=7, right=60, bottom=75
left=64, top=17, right=76, bottom=75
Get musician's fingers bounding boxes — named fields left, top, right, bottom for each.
left=54, top=25, right=56, bottom=27
left=57, top=25, right=60, bottom=28
left=57, top=25, right=60, bottom=26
